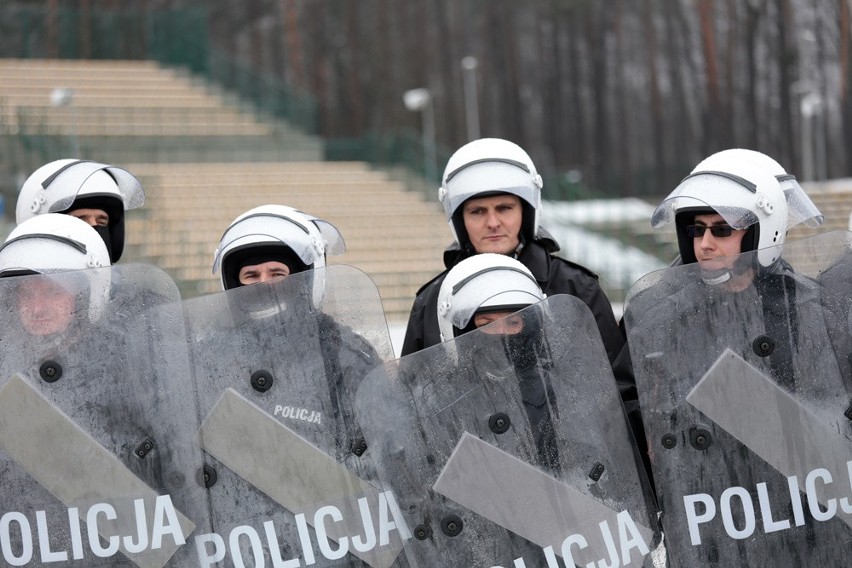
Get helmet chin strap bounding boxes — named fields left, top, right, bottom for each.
left=699, top=253, right=753, bottom=286
left=700, top=268, right=732, bottom=286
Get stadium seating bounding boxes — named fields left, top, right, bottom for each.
left=0, top=59, right=448, bottom=323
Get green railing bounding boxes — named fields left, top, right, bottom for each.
left=325, top=130, right=452, bottom=185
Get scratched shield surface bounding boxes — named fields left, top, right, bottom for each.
left=624, top=231, right=852, bottom=567
left=356, top=294, right=658, bottom=568
left=182, top=264, right=403, bottom=568
left=0, top=264, right=211, bottom=568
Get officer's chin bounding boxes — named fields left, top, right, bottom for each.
left=697, top=257, right=732, bottom=272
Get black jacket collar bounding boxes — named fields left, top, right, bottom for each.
left=442, top=228, right=561, bottom=271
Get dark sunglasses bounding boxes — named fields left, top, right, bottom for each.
left=685, top=224, right=735, bottom=238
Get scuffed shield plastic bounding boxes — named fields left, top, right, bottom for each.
left=356, top=294, right=658, bottom=568
left=182, top=265, right=400, bottom=567
left=0, top=264, right=210, bottom=567
left=624, top=231, right=852, bottom=567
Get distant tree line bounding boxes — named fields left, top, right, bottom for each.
left=4, top=0, right=851, bottom=196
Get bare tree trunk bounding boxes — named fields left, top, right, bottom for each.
left=775, top=0, right=797, bottom=171
left=664, top=0, right=695, bottom=179
left=643, top=0, right=664, bottom=191
left=841, top=0, right=852, bottom=176
left=47, top=0, right=58, bottom=58
left=345, top=0, right=364, bottom=134
left=307, top=2, right=328, bottom=134
left=698, top=0, right=722, bottom=153
left=587, top=3, right=610, bottom=191
left=722, top=0, right=738, bottom=148
left=565, top=8, right=587, bottom=171
left=612, top=0, right=635, bottom=194
left=80, top=0, right=92, bottom=59
left=744, top=0, right=766, bottom=150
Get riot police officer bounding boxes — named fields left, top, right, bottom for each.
left=16, top=159, right=145, bottom=263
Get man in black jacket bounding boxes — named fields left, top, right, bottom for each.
left=401, top=138, right=624, bottom=373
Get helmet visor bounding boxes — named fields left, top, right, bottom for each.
left=446, top=267, right=543, bottom=330
left=777, top=175, right=824, bottom=228
left=212, top=214, right=320, bottom=275
left=0, top=235, right=93, bottom=275
left=441, top=161, right=539, bottom=218
left=652, top=173, right=760, bottom=230
left=306, top=217, right=346, bottom=256
left=43, top=161, right=145, bottom=212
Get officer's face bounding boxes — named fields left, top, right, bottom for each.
left=238, top=261, right=291, bottom=286
left=17, top=277, right=76, bottom=336
left=462, top=194, right=523, bottom=254
left=67, top=207, right=109, bottom=228
left=692, top=213, right=747, bottom=271
left=474, top=311, right=525, bottom=335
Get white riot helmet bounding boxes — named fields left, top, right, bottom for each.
left=212, top=204, right=345, bottom=304
left=652, top=159, right=788, bottom=270
left=0, top=213, right=112, bottom=323
left=438, top=138, right=543, bottom=250
left=692, top=148, right=823, bottom=229
left=16, top=159, right=145, bottom=263
left=437, top=253, right=545, bottom=342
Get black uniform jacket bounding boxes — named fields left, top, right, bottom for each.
left=402, top=231, right=625, bottom=362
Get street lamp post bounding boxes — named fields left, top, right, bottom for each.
left=50, top=87, right=79, bottom=157
left=800, top=90, right=822, bottom=182
left=461, top=56, right=480, bottom=141
left=403, top=88, right=437, bottom=182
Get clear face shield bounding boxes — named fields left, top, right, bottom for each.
left=357, top=295, right=657, bottom=567
left=623, top=231, right=852, bottom=566
left=651, top=172, right=762, bottom=231
left=777, top=174, right=824, bottom=228
left=38, top=160, right=145, bottom=214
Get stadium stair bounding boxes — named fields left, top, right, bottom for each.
left=0, top=58, right=448, bottom=323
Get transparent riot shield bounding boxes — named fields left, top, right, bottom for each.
left=0, top=264, right=210, bottom=567
left=356, top=294, right=658, bottom=568
left=624, top=231, right=852, bottom=567
left=183, top=264, right=400, bottom=567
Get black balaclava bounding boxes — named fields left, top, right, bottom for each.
left=65, top=195, right=123, bottom=263
left=222, top=244, right=309, bottom=290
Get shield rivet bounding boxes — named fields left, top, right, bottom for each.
left=250, top=370, right=274, bottom=392
left=413, top=524, right=430, bottom=540
left=441, top=515, right=463, bottom=537
left=661, top=434, right=677, bottom=449
left=39, top=360, right=63, bottom=383
left=690, top=428, right=713, bottom=451
left=198, top=465, right=218, bottom=488
left=488, top=412, right=511, bottom=434
left=752, top=335, right=775, bottom=357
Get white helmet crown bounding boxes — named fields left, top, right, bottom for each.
left=652, top=157, right=788, bottom=268
left=0, top=214, right=112, bottom=322
left=16, top=159, right=145, bottom=262
left=437, top=253, right=545, bottom=342
left=692, top=148, right=823, bottom=229
left=212, top=205, right=345, bottom=304
left=438, top=138, right=543, bottom=247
